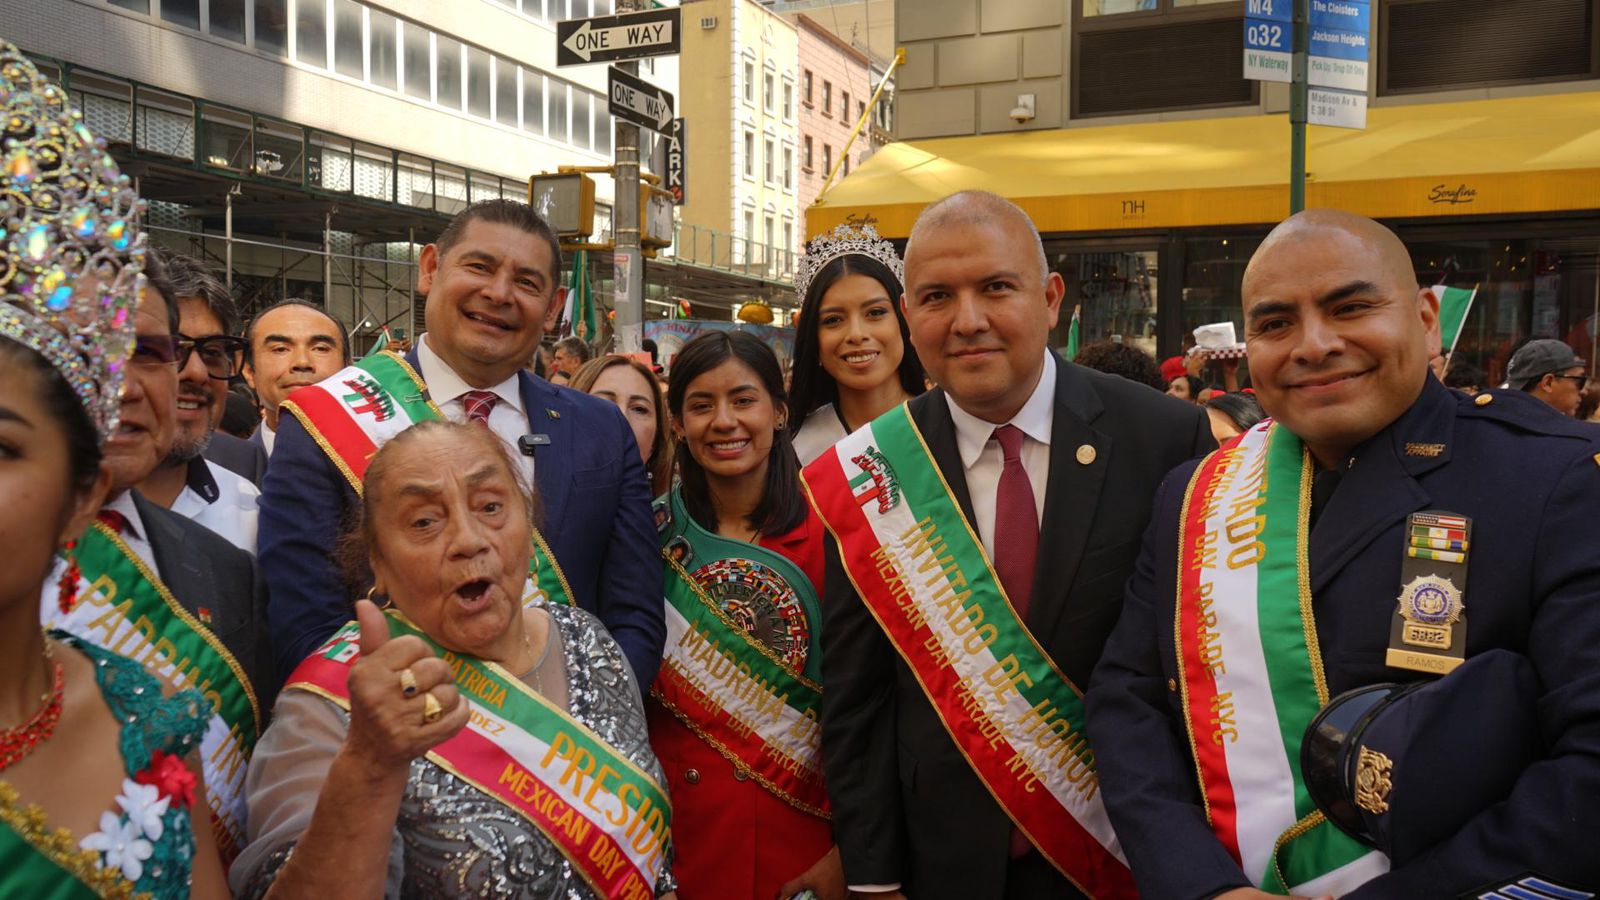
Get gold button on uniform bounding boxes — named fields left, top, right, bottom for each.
left=684, top=769, right=700, bottom=785
left=1076, top=444, right=1097, bottom=465
left=1475, top=393, right=1494, bottom=406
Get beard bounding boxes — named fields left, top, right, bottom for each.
left=163, top=423, right=214, bottom=466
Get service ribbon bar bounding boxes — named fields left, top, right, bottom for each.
left=287, top=615, right=671, bottom=900
left=45, top=524, right=261, bottom=864
left=282, top=351, right=572, bottom=607
left=1175, top=422, right=1388, bottom=894
left=803, top=405, right=1135, bottom=899
left=654, top=557, right=828, bottom=817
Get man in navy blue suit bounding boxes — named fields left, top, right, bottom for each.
left=258, top=200, right=664, bottom=687
left=1086, top=210, right=1600, bottom=898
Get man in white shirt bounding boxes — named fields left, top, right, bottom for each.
left=814, top=191, right=1214, bottom=900
left=242, top=299, right=349, bottom=458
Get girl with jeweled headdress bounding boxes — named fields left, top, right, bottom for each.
left=788, top=224, right=926, bottom=464
left=0, top=41, right=228, bottom=898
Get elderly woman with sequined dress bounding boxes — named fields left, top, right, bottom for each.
left=0, top=42, right=228, bottom=898
left=232, top=420, right=676, bottom=899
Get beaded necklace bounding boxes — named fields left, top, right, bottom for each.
left=0, top=642, right=64, bottom=772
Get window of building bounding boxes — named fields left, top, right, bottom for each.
left=255, top=0, right=288, bottom=56
left=369, top=9, right=398, bottom=90
left=822, top=81, right=832, bottom=115
left=743, top=58, right=756, bottom=103
left=332, top=0, right=364, bottom=80
left=466, top=46, right=492, bottom=118
left=782, top=218, right=793, bottom=254
left=782, top=144, right=793, bottom=190
left=161, top=0, right=200, bottom=30
left=295, top=0, right=327, bottom=68
left=764, top=213, right=775, bottom=250
left=802, top=69, right=813, bottom=105
left=436, top=36, right=463, bottom=110
left=782, top=77, right=794, bottom=119
left=822, top=143, right=832, bottom=174
left=843, top=155, right=850, bottom=175
left=802, top=135, right=813, bottom=171
left=1382, top=0, right=1599, bottom=95
left=764, top=70, right=775, bottom=112
left=857, top=100, right=866, bottom=121
left=402, top=22, right=431, bottom=100
left=209, top=0, right=246, bottom=43
left=494, top=58, right=518, bottom=127
left=743, top=131, right=755, bottom=177
left=572, top=90, right=592, bottom=149
left=764, top=136, right=775, bottom=182
left=595, top=109, right=611, bottom=154
left=549, top=80, right=569, bottom=141
left=1073, top=0, right=1253, bottom=117
left=1082, top=0, right=1230, bottom=13
left=522, top=69, right=545, bottom=134
left=109, top=0, right=149, bottom=14
left=841, top=90, right=850, bottom=121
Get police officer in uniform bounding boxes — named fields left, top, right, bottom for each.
left=1085, top=209, right=1600, bottom=899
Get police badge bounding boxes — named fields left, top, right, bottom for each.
left=1396, top=575, right=1464, bottom=650
left=1386, top=511, right=1471, bottom=675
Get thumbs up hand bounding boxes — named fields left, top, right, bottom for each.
left=344, top=598, right=470, bottom=771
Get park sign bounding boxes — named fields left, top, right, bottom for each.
left=1243, top=0, right=1371, bottom=129
left=665, top=118, right=686, bottom=205
left=557, top=7, right=681, bottom=66
left=608, top=66, right=675, bottom=134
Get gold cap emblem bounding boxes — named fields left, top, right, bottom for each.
left=1354, top=746, right=1394, bottom=814
left=1076, top=444, right=1096, bottom=465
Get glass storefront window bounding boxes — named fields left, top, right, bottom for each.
left=1181, top=236, right=1259, bottom=387
left=1049, top=248, right=1160, bottom=358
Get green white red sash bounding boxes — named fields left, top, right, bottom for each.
left=0, top=781, right=135, bottom=900
left=42, top=523, right=260, bottom=865
left=281, top=351, right=573, bottom=608
left=286, top=612, right=671, bottom=900
left=802, top=405, right=1135, bottom=898
left=653, top=490, right=828, bottom=817
left=1176, top=421, right=1389, bottom=894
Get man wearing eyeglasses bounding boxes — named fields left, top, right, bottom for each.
left=1506, top=339, right=1588, bottom=418
left=134, top=252, right=260, bottom=553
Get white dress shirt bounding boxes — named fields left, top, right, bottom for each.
left=259, top=421, right=276, bottom=456
left=172, top=458, right=260, bottom=554
left=417, top=334, right=534, bottom=484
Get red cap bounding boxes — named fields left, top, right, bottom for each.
left=1160, top=356, right=1187, bottom=382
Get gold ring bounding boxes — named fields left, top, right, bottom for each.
left=422, top=691, right=443, bottom=724
left=399, top=668, right=418, bottom=698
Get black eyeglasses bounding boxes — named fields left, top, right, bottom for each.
left=1555, top=374, right=1589, bottom=391
left=176, top=334, right=247, bottom=380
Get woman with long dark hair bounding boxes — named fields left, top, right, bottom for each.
left=650, top=331, right=841, bottom=899
left=789, top=224, right=925, bottom=464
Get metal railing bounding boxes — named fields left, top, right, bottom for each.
left=662, top=222, right=798, bottom=286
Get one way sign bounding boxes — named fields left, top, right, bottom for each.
left=557, top=8, right=681, bottom=67
left=608, top=66, right=674, bottom=134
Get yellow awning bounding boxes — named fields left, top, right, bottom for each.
left=806, top=92, right=1600, bottom=239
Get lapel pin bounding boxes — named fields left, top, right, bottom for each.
left=546, top=408, right=561, bottom=420
left=1404, top=442, right=1445, bottom=458
left=1076, top=444, right=1096, bottom=465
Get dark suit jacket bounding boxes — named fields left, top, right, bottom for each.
left=247, top=424, right=268, bottom=459
left=1085, top=378, right=1600, bottom=899
left=257, top=348, right=665, bottom=688
left=819, top=361, right=1214, bottom=899
left=129, top=490, right=275, bottom=711
left=203, top=431, right=269, bottom=486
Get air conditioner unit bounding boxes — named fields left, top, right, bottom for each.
left=700, top=15, right=718, bottom=29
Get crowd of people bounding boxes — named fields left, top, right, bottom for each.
left=5, top=42, right=1600, bottom=900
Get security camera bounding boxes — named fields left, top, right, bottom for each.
left=1009, top=93, right=1036, bottom=124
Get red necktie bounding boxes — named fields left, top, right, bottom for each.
left=96, top=509, right=128, bottom=534
left=462, top=390, right=497, bottom=426
left=991, top=425, right=1038, bottom=622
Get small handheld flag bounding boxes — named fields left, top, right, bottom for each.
left=1065, top=304, right=1082, bottom=361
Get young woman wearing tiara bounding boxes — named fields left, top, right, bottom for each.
left=788, top=224, right=926, bottom=464
left=0, top=42, right=226, bottom=897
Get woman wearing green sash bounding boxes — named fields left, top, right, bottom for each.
left=651, top=332, right=840, bottom=899
left=234, top=421, right=676, bottom=899
left=0, top=42, right=229, bottom=899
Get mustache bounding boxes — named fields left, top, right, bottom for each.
left=175, top=384, right=215, bottom=405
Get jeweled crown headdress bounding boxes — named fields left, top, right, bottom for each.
left=1, top=40, right=143, bottom=443
left=794, top=222, right=904, bottom=305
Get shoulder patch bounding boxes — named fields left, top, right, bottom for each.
left=1466, top=873, right=1595, bottom=899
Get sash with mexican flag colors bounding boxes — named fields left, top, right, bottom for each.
left=1175, top=421, right=1389, bottom=894
left=802, top=405, right=1135, bottom=898
left=0, top=781, right=141, bottom=900
left=42, top=523, right=261, bottom=865
left=286, top=612, right=671, bottom=899
left=281, top=351, right=573, bottom=608
left=653, top=489, right=828, bottom=818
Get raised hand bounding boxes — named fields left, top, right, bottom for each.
left=343, top=599, right=470, bottom=770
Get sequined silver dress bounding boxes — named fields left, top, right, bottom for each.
left=230, top=604, right=675, bottom=899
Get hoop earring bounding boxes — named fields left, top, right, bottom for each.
left=365, top=586, right=393, bottom=610
left=56, top=542, right=80, bottom=614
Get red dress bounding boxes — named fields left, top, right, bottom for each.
left=648, top=507, right=832, bottom=900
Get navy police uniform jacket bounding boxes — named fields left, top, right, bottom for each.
left=257, top=348, right=665, bottom=688
left=1086, top=376, right=1600, bottom=899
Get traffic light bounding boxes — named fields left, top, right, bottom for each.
left=527, top=172, right=596, bottom=238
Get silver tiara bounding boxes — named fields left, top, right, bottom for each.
left=794, top=222, right=904, bottom=305
left=0, top=40, right=144, bottom=444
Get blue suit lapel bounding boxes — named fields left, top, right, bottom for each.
left=519, top=372, right=574, bottom=530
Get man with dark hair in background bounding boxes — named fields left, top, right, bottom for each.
left=136, top=251, right=261, bottom=552
left=259, top=199, right=664, bottom=688
left=241, top=298, right=350, bottom=457
left=551, top=334, right=592, bottom=378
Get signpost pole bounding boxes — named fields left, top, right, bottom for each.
left=1289, top=0, right=1309, bottom=214
left=612, top=0, right=645, bottom=354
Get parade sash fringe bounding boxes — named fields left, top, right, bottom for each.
left=42, top=523, right=258, bottom=866
left=281, top=351, right=573, bottom=608
left=1175, top=422, right=1389, bottom=893
left=285, top=613, right=671, bottom=900
left=802, top=405, right=1136, bottom=899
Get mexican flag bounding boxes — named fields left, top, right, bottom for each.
left=563, top=250, right=600, bottom=342
left=1065, top=304, right=1082, bottom=361
left=367, top=326, right=392, bottom=357
left=1434, top=284, right=1478, bottom=359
